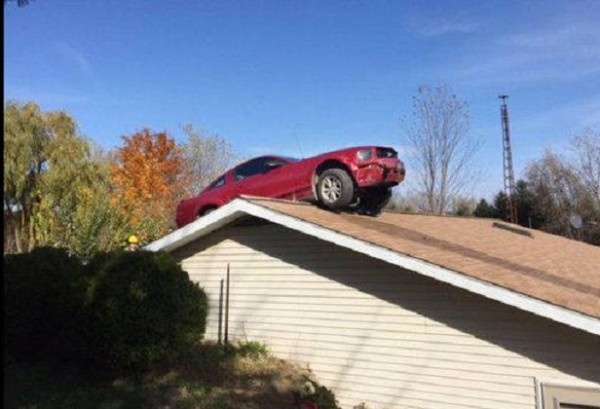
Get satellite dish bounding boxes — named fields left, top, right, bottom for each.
left=569, top=213, right=583, bottom=230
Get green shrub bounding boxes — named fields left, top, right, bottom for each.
left=4, top=247, right=89, bottom=361
left=298, top=377, right=341, bottom=409
left=311, top=384, right=341, bottom=409
left=87, top=251, right=208, bottom=373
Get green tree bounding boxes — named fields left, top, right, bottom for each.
left=64, top=146, right=132, bottom=255
left=473, top=198, right=497, bottom=218
left=492, top=191, right=510, bottom=221
left=474, top=181, right=544, bottom=226
left=4, top=102, right=51, bottom=252
left=4, top=101, right=112, bottom=254
left=513, top=179, right=544, bottom=229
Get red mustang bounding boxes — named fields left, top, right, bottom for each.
left=175, top=146, right=405, bottom=228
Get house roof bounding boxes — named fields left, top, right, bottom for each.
left=147, top=196, right=600, bottom=336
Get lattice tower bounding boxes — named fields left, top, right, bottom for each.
left=499, top=95, right=518, bottom=224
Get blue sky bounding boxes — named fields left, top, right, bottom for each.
left=5, top=0, right=600, bottom=199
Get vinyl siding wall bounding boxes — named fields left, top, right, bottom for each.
left=172, top=222, right=600, bottom=409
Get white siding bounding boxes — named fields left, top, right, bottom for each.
left=173, top=223, right=600, bottom=409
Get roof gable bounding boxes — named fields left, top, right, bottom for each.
left=147, top=197, right=600, bottom=336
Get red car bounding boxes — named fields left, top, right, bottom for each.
left=175, top=146, right=405, bottom=228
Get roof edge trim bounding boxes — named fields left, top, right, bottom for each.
left=145, top=205, right=247, bottom=253
left=147, top=198, right=600, bottom=337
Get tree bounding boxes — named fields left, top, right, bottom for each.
left=472, top=130, right=599, bottom=245
left=4, top=102, right=113, bottom=254
left=473, top=198, right=497, bottom=219
left=36, top=112, right=105, bottom=248
left=479, top=181, right=543, bottom=227
left=385, top=190, right=428, bottom=213
left=4, top=102, right=48, bottom=252
left=110, top=129, right=184, bottom=242
left=570, top=129, right=600, bottom=211
left=403, top=85, right=479, bottom=214
left=513, top=179, right=545, bottom=229
left=451, top=196, right=477, bottom=216
left=179, top=124, right=239, bottom=198
left=62, top=144, right=131, bottom=255
left=525, top=150, right=593, bottom=241
left=569, top=129, right=600, bottom=244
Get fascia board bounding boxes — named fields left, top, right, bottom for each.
left=144, top=204, right=246, bottom=253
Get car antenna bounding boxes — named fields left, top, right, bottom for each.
left=291, top=124, right=305, bottom=203
left=293, top=123, right=305, bottom=159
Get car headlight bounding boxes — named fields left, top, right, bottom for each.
left=357, top=149, right=372, bottom=161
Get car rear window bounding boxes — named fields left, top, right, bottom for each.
left=376, top=148, right=398, bottom=159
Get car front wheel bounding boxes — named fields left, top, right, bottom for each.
left=317, top=168, right=355, bottom=209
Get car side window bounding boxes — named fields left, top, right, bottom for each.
left=234, top=158, right=265, bottom=181
left=207, top=175, right=226, bottom=190
left=234, top=157, right=288, bottom=181
left=263, top=158, right=287, bottom=171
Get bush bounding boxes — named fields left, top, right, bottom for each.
left=228, top=340, right=269, bottom=359
left=297, top=377, right=341, bottom=409
left=87, top=250, right=208, bottom=373
left=4, top=247, right=89, bottom=361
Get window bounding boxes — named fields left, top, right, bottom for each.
left=234, top=159, right=265, bottom=181
left=357, top=149, right=372, bottom=161
left=207, top=175, right=226, bottom=190
left=263, top=158, right=288, bottom=171
left=234, top=157, right=287, bottom=181
left=540, top=383, right=600, bottom=409
left=376, top=147, right=397, bottom=159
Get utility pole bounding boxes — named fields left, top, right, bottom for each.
left=499, top=95, right=518, bottom=224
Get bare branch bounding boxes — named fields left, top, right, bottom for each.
left=403, top=85, right=479, bottom=214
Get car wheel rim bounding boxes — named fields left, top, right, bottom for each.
left=321, top=175, right=342, bottom=202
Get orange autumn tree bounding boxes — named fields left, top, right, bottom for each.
left=110, top=129, right=184, bottom=242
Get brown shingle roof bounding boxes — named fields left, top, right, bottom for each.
left=247, top=197, right=600, bottom=320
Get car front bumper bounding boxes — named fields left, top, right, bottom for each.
left=354, top=163, right=406, bottom=187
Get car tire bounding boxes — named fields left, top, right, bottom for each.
left=317, top=168, right=355, bottom=209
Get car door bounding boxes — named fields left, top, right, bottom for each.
left=249, top=157, right=295, bottom=198
left=201, top=173, right=237, bottom=205
left=232, top=158, right=269, bottom=197
left=233, top=156, right=301, bottom=199
left=262, top=157, right=316, bottom=200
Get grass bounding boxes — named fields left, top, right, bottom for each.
left=4, top=341, right=311, bottom=409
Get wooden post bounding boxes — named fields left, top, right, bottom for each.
left=218, top=278, right=224, bottom=345
left=224, top=263, right=230, bottom=346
